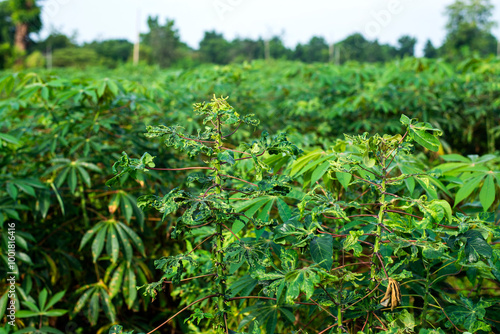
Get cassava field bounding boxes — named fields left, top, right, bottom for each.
left=1, top=57, right=500, bottom=334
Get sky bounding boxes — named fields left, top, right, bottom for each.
left=39, top=0, right=500, bottom=57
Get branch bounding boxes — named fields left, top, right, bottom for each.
left=186, top=234, right=215, bottom=256
left=385, top=209, right=422, bottom=220
left=178, top=133, right=215, bottom=144
left=220, top=174, right=258, bottom=187
left=146, top=294, right=218, bottom=334
left=222, top=121, right=241, bottom=138
left=221, top=147, right=251, bottom=155
left=146, top=166, right=214, bottom=171
left=343, top=281, right=381, bottom=311
left=222, top=223, right=241, bottom=241
left=322, top=213, right=378, bottom=220
left=375, top=252, right=389, bottom=280
left=228, top=296, right=315, bottom=305
left=163, top=274, right=216, bottom=284
left=385, top=130, right=408, bottom=174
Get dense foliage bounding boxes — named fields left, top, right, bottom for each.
left=0, top=57, right=499, bottom=334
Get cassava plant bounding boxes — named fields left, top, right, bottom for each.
left=106, top=100, right=499, bottom=333
left=106, top=96, right=301, bottom=333
left=285, top=114, right=499, bottom=333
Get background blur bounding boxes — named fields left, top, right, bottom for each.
left=0, top=0, right=499, bottom=69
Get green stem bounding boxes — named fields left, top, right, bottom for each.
left=421, top=265, right=431, bottom=328
left=337, top=304, right=342, bottom=334
left=371, top=178, right=386, bottom=282
left=79, top=184, right=89, bottom=228
left=368, top=173, right=387, bottom=334
left=213, top=116, right=227, bottom=331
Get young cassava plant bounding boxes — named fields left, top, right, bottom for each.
left=106, top=96, right=301, bottom=333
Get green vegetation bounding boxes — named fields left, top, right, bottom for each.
left=0, top=57, right=499, bottom=333
left=0, top=0, right=499, bottom=69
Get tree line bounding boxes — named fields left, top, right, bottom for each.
left=0, top=0, right=498, bottom=69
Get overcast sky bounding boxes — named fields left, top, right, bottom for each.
left=39, top=0, right=500, bottom=56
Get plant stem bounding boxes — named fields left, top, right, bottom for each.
left=421, top=264, right=431, bottom=328
left=371, top=178, right=386, bottom=283
left=337, top=303, right=342, bottom=334
left=146, top=294, right=218, bottom=334
left=79, top=184, right=89, bottom=228
left=213, top=115, right=227, bottom=331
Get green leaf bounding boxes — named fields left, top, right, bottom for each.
left=91, top=226, right=107, bottom=262
left=123, top=267, right=137, bottom=309
left=0, top=133, right=20, bottom=145
left=479, top=174, right=495, bottom=211
left=80, top=223, right=103, bottom=250
left=107, top=224, right=120, bottom=263
left=455, top=174, right=485, bottom=207
left=310, top=234, right=333, bottom=270
left=218, top=150, right=235, bottom=165
left=38, top=288, right=48, bottom=310
left=276, top=198, right=292, bottom=223
left=87, top=291, right=100, bottom=326
left=46, top=290, right=66, bottom=310
left=465, top=231, right=493, bottom=263
left=109, top=262, right=126, bottom=297
left=400, top=114, right=410, bottom=125
left=43, top=309, right=68, bottom=317
left=49, top=182, right=65, bottom=215
left=310, top=161, right=330, bottom=185
left=38, top=327, right=65, bottom=334
left=409, top=121, right=442, bottom=152
left=15, top=310, right=39, bottom=318
left=6, top=183, right=18, bottom=200
left=73, top=286, right=95, bottom=314
left=68, top=167, right=77, bottom=194
left=115, top=223, right=133, bottom=262
left=119, top=222, right=145, bottom=256
left=336, top=171, right=351, bottom=189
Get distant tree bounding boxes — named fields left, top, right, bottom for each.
left=423, top=39, right=438, bottom=58
left=229, top=38, right=264, bottom=62
left=52, top=47, right=101, bottom=68
left=86, top=39, right=133, bottom=63
left=199, top=31, right=231, bottom=64
left=7, top=0, right=41, bottom=53
left=292, top=43, right=306, bottom=62
left=337, top=33, right=398, bottom=63
left=0, top=1, right=14, bottom=68
left=300, top=36, right=329, bottom=63
left=141, top=16, right=184, bottom=67
left=366, top=40, right=397, bottom=62
left=35, top=32, right=75, bottom=53
left=268, top=36, right=292, bottom=60
left=396, top=35, right=417, bottom=57
left=441, top=0, right=498, bottom=59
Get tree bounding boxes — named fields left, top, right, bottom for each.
left=268, top=35, right=292, bottom=60
left=423, top=39, right=438, bottom=58
left=0, top=1, right=14, bottom=68
left=86, top=39, right=133, bottom=63
left=141, top=16, right=184, bottom=67
left=397, top=35, right=417, bottom=58
left=34, top=32, right=75, bottom=53
left=295, top=36, right=329, bottom=63
left=337, top=33, right=396, bottom=63
left=441, top=0, right=498, bottom=59
left=7, top=0, right=41, bottom=53
left=229, top=37, right=265, bottom=62
left=199, top=31, right=231, bottom=64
